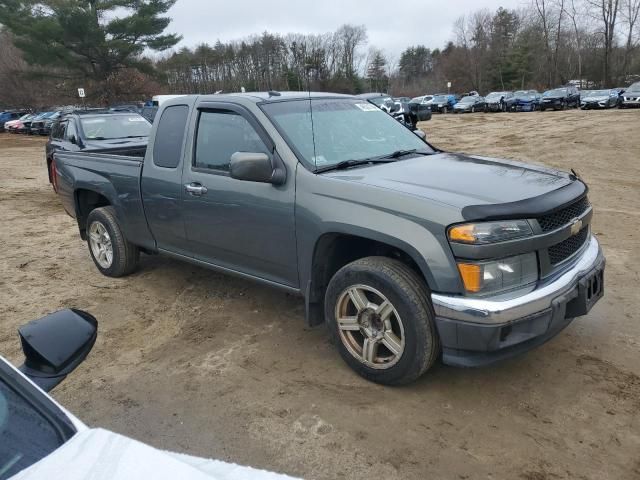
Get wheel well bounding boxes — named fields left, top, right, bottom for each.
left=306, top=233, right=425, bottom=326
left=75, top=189, right=110, bottom=239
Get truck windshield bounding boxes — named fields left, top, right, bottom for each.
left=261, top=98, right=433, bottom=171
left=80, top=115, right=151, bottom=140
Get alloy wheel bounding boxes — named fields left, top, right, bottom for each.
left=335, top=284, right=405, bottom=369
left=89, top=221, right=113, bottom=268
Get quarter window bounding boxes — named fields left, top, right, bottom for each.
left=194, top=110, right=269, bottom=172
left=153, top=105, right=189, bottom=168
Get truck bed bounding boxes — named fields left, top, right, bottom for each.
left=53, top=151, right=156, bottom=250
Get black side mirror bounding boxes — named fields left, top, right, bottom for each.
left=19, top=309, right=97, bottom=392
left=229, top=152, right=285, bottom=185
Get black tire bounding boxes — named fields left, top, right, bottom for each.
left=86, top=206, right=139, bottom=277
left=324, top=256, right=440, bottom=385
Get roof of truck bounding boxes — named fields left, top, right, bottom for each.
left=168, top=91, right=355, bottom=104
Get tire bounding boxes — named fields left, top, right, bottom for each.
left=442, top=106, right=448, bottom=114
left=86, top=206, right=139, bottom=277
left=471, top=106, right=476, bottom=113
left=324, top=257, right=440, bottom=385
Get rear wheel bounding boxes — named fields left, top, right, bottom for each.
left=86, top=206, right=139, bottom=277
left=325, top=257, right=440, bottom=385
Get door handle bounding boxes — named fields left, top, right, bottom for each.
left=185, top=183, right=208, bottom=196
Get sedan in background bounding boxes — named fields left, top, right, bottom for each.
left=620, top=81, right=640, bottom=108
left=32, top=111, right=62, bottom=136
left=429, top=94, right=456, bottom=113
left=485, top=91, right=512, bottom=112
left=453, top=95, right=487, bottom=113
left=580, top=89, right=620, bottom=109
left=540, top=86, right=580, bottom=110
left=0, top=111, right=28, bottom=132
left=5, top=113, right=34, bottom=133
left=505, top=90, right=541, bottom=112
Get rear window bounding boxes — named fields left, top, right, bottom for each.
left=80, top=115, right=150, bottom=140
left=153, top=105, right=189, bottom=168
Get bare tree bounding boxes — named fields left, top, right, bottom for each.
left=587, top=0, right=621, bottom=85
left=620, top=0, right=640, bottom=77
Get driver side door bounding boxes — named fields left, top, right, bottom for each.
left=181, top=103, right=298, bottom=288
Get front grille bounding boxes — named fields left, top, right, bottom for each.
left=548, top=227, right=589, bottom=265
left=537, top=197, right=590, bottom=232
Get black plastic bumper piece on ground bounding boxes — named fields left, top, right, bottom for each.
left=435, top=258, right=604, bottom=368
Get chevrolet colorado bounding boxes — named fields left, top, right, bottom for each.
left=52, top=92, right=605, bottom=385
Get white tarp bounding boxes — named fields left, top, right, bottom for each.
left=11, top=428, right=299, bottom=480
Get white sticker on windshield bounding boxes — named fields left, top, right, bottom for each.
left=355, top=102, right=379, bottom=112
left=128, top=117, right=147, bottom=122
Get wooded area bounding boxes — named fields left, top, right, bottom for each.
left=1, top=0, right=639, bottom=107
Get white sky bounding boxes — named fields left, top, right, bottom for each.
left=166, top=0, right=523, bottom=59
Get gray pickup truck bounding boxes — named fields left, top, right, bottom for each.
left=52, top=92, right=605, bottom=385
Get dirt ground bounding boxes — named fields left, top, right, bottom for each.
left=1, top=109, right=639, bottom=480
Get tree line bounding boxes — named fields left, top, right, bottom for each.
left=1, top=0, right=639, bottom=108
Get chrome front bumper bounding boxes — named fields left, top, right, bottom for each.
left=431, top=236, right=604, bottom=367
left=432, top=235, right=603, bottom=325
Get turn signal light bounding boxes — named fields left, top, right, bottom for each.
left=457, top=263, right=482, bottom=292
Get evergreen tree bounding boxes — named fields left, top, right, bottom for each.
left=0, top=0, right=181, bottom=82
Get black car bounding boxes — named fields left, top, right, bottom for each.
left=540, top=86, right=580, bottom=110
left=485, top=91, right=512, bottom=112
left=46, top=111, right=151, bottom=189
left=453, top=95, right=487, bottom=113
left=358, top=93, right=430, bottom=128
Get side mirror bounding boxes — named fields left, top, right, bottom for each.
left=414, top=129, right=426, bottom=140
left=19, top=309, right=98, bottom=392
left=230, top=152, right=285, bottom=185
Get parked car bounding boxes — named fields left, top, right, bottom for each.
left=31, top=111, right=62, bottom=136
left=505, top=90, right=541, bottom=112
left=5, top=113, right=34, bottom=133
left=357, top=92, right=396, bottom=113
left=0, top=110, right=28, bottom=132
left=485, top=91, right=512, bottom=112
left=453, top=95, right=487, bottom=113
left=24, top=112, right=51, bottom=134
left=51, top=92, right=605, bottom=385
left=540, top=86, right=580, bottom=110
left=620, top=81, right=640, bottom=108
left=580, top=89, right=620, bottom=109
left=429, top=94, right=457, bottom=113
left=46, top=111, right=151, bottom=189
left=410, top=95, right=434, bottom=106
left=0, top=309, right=297, bottom=480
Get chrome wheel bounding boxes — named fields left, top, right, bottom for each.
left=89, top=221, right=113, bottom=268
left=335, top=284, right=405, bottom=369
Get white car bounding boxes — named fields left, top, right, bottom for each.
left=0, top=309, right=298, bottom=480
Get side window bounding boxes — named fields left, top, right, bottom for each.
left=194, top=110, right=269, bottom=172
left=65, top=120, right=77, bottom=142
left=153, top=105, right=189, bottom=168
left=52, top=121, right=67, bottom=140
left=0, top=379, right=66, bottom=479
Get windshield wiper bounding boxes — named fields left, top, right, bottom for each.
left=377, top=148, right=433, bottom=160
left=315, top=158, right=395, bottom=173
left=122, top=135, right=148, bottom=138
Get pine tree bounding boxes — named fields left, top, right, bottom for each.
left=0, top=0, right=181, bottom=83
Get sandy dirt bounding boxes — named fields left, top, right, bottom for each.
left=1, top=109, right=639, bottom=480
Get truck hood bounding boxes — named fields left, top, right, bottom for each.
left=323, top=152, right=574, bottom=211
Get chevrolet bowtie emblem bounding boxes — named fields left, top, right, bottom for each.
left=570, top=218, right=583, bottom=236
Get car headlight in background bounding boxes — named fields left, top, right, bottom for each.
left=448, top=220, right=533, bottom=244
left=457, top=252, right=538, bottom=295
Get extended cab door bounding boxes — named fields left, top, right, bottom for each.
left=140, top=103, right=192, bottom=255
left=180, top=101, right=298, bottom=288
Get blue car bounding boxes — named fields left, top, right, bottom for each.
left=429, top=94, right=457, bottom=113
left=505, top=90, right=541, bottom=112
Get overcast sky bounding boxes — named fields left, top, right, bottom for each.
left=166, top=0, right=521, bottom=60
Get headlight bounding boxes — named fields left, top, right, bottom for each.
left=438, top=104, right=444, bottom=107
left=457, top=253, right=538, bottom=295
left=448, top=220, right=533, bottom=244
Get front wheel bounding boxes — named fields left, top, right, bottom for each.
left=86, top=206, right=139, bottom=277
left=325, top=257, right=440, bottom=385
